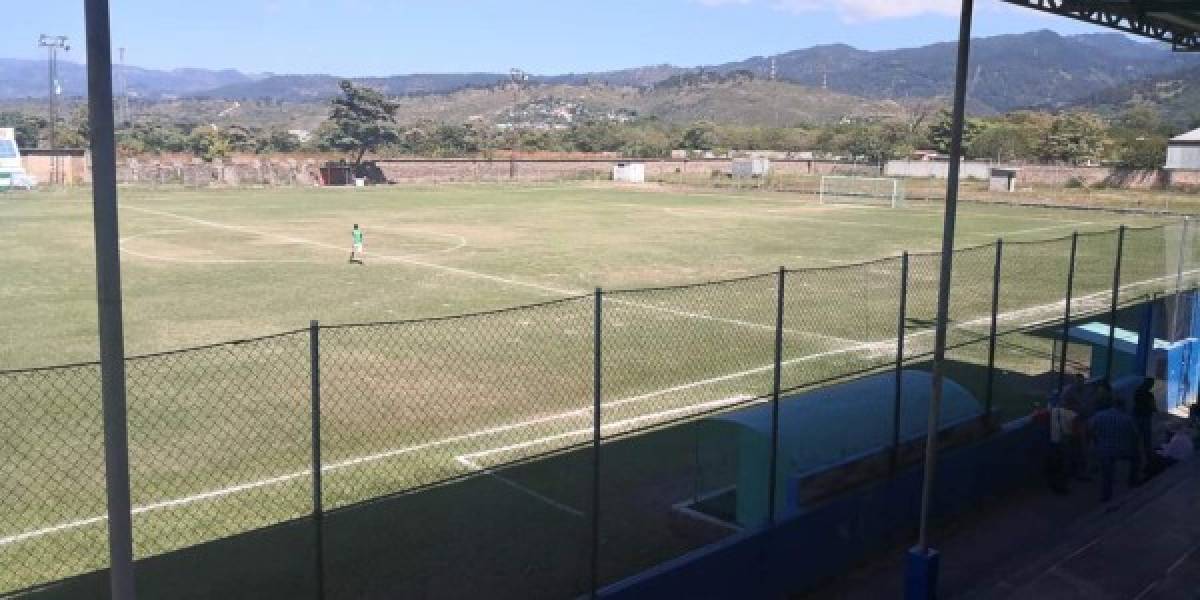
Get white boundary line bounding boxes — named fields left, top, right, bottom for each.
left=120, top=230, right=311, bottom=264
left=1, top=269, right=1189, bottom=546
left=124, top=205, right=860, bottom=347
left=452, top=395, right=757, bottom=517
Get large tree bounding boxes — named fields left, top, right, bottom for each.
left=324, top=80, right=400, bottom=170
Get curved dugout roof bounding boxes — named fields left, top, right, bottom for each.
left=709, top=370, right=983, bottom=477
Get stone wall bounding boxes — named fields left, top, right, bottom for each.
left=116, top=157, right=324, bottom=186
left=885, top=159, right=1200, bottom=191
left=373, top=158, right=880, bottom=183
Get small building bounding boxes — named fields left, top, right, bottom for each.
left=732, top=157, right=770, bottom=178
left=989, top=167, right=1019, bottom=192
left=0, top=128, right=40, bottom=189
left=1166, top=128, right=1200, bottom=170
left=612, top=162, right=645, bottom=183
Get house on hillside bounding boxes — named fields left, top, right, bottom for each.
left=1166, top=128, right=1200, bottom=170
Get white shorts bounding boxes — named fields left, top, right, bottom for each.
left=352, top=243, right=363, bottom=254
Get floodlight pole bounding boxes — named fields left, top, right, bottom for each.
left=38, top=33, right=69, bottom=184
left=84, top=1, right=136, bottom=599
left=909, top=0, right=973, bottom=597
left=509, top=68, right=527, bottom=180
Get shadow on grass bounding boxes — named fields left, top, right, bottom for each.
left=15, top=422, right=737, bottom=600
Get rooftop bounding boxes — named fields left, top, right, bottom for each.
left=1003, top=0, right=1200, bottom=50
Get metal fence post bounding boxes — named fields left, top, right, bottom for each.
left=1171, top=218, right=1190, bottom=342
left=890, top=253, right=909, bottom=472
left=1106, top=226, right=1126, bottom=382
left=84, top=1, right=136, bottom=598
left=1057, top=233, right=1079, bottom=395
left=590, top=288, right=602, bottom=599
left=985, top=240, right=1003, bottom=423
left=309, top=320, right=325, bottom=600
left=768, top=268, right=786, bottom=524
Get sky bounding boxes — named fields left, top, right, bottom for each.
left=7, top=0, right=1107, bottom=76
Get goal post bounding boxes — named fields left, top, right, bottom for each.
left=819, top=175, right=905, bottom=208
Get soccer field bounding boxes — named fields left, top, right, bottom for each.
left=0, top=182, right=1188, bottom=595
left=0, top=183, right=1173, bottom=368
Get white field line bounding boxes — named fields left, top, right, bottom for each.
left=458, top=394, right=757, bottom=463
left=631, top=203, right=1099, bottom=239
left=124, top=205, right=860, bottom=348
left=452, top=394, right=756, bottom=517
left=1001, top=221, right=1096, bottom=237
left=3, top=268, right=1188, bottom=547
left=366, top=225, right=469, bottom=258
left=120, top=230, right=311, bottom=264
left=453, top=456, right=585, bottom=518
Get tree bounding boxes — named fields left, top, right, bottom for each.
left=680, top=121, right=718, bottom=150
left=1117, top=136, right=1168, bottom=169
left=324, top=80, right=400, bottom=170
left=259, top=128, right=302, bottom=153
left=0, top=112, right=45, bottom=148
left=927, top=109, right=983, bottom=154
left=1039, top=112, right=1107, bottom=165
left=187, top=125, right=230, bottom=162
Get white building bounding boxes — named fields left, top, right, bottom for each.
left=0, top=128, right=37, bottom=189
left=613, top=162, right=645, bottom=183
left=732, top=158, right=770, bottom=178
left=1166, top=128, right=1200, bottom=170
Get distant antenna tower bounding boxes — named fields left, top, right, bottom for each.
left=769, top=57, right=777, bottom=82
left=117, top=47, right=131, bottom=126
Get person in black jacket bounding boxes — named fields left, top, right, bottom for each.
left=1132, top=377, right=1157, bottom=460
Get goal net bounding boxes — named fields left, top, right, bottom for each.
left=819, top=176, right=905, bottom=208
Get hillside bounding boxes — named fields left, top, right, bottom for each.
left=5, top=30, right=1193, bottom=113
left=712, top=31, right=1193, bottom=112
left=381, top=79, right=905, bottom=127
left=1071, top=64, right=1200, bottom=127
left=0, top=58, right=259, bottom=99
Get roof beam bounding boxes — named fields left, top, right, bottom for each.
left=1001, top=0, right=1200, bottom=50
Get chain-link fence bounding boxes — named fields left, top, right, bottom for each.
left=2, top=221, right=1197, bottom=598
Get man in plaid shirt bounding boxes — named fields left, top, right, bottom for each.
left=1088, top=390, right=1142, bottom=502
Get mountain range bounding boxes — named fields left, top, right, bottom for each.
left=1, top=30, right=1196, bottom=122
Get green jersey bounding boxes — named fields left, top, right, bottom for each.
left=352, top=229, right=364, bottom=245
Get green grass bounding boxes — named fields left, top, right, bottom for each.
left=0, top=182, right=1189, bottom=595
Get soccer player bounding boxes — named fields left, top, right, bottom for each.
left=349, top=224, right=364, bottom=264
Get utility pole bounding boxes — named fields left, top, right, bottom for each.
left=38, top=34, right=70, bottom=185
left=509, top=68, right=527, bottom=179
left=117, top=47, right=131, bottom=126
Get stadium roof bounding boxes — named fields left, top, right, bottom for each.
left=1171, top=127, right=1200, bottom=144
left=1002, top=1, right=1200, bottom=50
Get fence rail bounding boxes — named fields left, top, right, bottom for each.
left=1, top=221, right=1196, bottom=598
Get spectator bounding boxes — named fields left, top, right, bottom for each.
left=1132, top=378, right=1157, bottom=458
left=1048, top=402, right=1079, bottom=494
left=1062, top=373, right=1086, bottom=410
left=1145, top=422, right=1194, bottom=478
left=1088, top=395, right=1142, bottom=503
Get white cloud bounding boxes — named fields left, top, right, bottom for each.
left=696, top=0, right=962, bottom=21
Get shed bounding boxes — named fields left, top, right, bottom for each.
left=703, top=370, right=982, bottom=527
left=732, top=158, right=770, bottom=179
left=1166, top=128, right=1200, bottom=170
left=613, top=162, right=645, bottom=183
left=989, top=167, right=1019, bottom=192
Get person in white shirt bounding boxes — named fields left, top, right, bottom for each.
left=1145, top=423, right=1194, bottom=478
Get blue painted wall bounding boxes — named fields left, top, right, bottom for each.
left=599, top=419, right=1048, bottom=600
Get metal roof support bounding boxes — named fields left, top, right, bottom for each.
left=907, top=0, right=974, bottom=597
left=84, top=0, right=137, bottom=598
left=1002, top=0, right=1200, bottom=50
